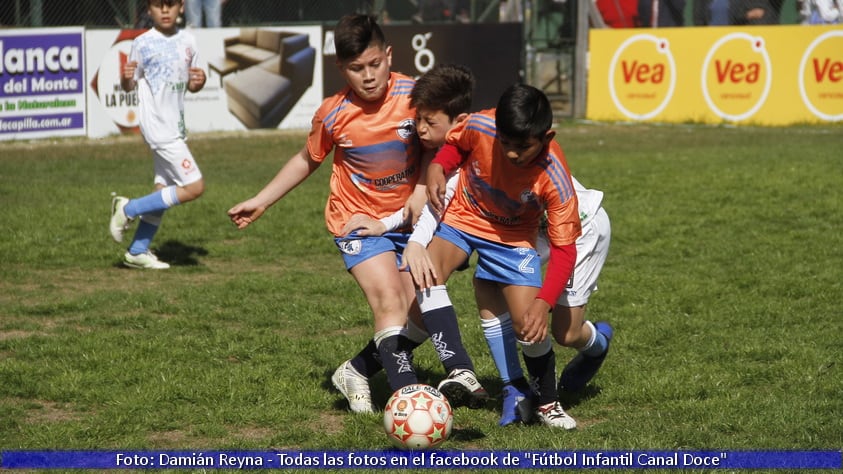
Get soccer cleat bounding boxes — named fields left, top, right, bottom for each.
left=437, top=368, right=489, bottom=409
left=558, top=321, right=614, bottom=393
left=123, top=251, right=170, bottom=269
left=331, top=360, right=375, bottom=414
left=535, top=401, right=577, bottom=430
left=109, top=195, right=133, bottom=243
left=499, top=382, right=533, bottom=426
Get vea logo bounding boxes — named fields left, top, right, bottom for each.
left=0, top=33, right=83, bottom=96
left=701, top=34, right=771, bottom=122
left=799, top=30, right=843, bottom=121
left=608, top=34, right=676, bottom=120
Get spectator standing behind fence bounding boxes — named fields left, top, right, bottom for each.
left=693, top=0, right=730, bottom=24
left=638, top=0, right=686, bottom=26
left=186, top=0, right=225, bottom=27
left=597, top=0, right=640, bottom=27
left=800, top=0, right=843, bottom=22
left=730, top=0, right=783, bottom=24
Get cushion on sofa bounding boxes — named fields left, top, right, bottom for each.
left=281, top=47, right=315, bottom=89
left=225, top=67, right=292, bottom=119
left=279, top=34, right=310, bottom=59
left=256, top=29, right=283, bottom=52
left=239, top=28, right=258, bottom=45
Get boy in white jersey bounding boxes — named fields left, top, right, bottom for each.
left=109, top=0, right=207, bottom=269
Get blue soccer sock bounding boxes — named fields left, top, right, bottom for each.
left=481, top=313, right=523, bottom=384
left=128, top=210, right=164, bottom=255
left=418, top=285, right=474, bottom=373
left=581, top=320, right=609, bottom=357
left=124, top=186, right=180, bottom=220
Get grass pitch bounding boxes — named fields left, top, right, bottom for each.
left=1, top=123, right=841, bottom=467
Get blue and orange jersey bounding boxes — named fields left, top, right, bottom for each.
left=307, top=72, right=421, bottom=236
left=440, top=109, right=582, bottom=248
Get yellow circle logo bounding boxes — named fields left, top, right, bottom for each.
left=609, top=35, right=676, bottom=120
left=702, top=33, right=771, bottom=122
left=799, top=31, right=843, bottom=121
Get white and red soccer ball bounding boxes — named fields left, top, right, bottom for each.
left=383, top=384, right=453, bottom=450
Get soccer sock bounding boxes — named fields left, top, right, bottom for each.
left=124, top=186, right=180, bottom=219
left=521, top=338, right=558, bottom=406
left=127, top=210, right=163, bottom=256
left=481, top=313, right=523, bottom=384
left=349, top=339, right=381, bottom=379
left=581, top=320, right=609, bottom=357
left=418, top=285, right=474, bottom=373
left=374, top=326, right=417, bottom=391
left=351, top=321, right=427, bottom=379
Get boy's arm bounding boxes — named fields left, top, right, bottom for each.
left=227, top=146, right=320, bottom=229
left=120, top=61, right=138, bottom=92
left=520, top=242, right=577, bottom=343
left=400, top=172, right=459, bottom=288
left=427, top=144, right=465, bottom=212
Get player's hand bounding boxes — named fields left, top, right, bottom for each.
left=227, top=199, right=266, bottom=229
left=188, top=67, right=206, bottom=92
left=122, top=61, right=138, bottom=80
left=402, top=185, right=427, bottom=226
left=426, top=163, right=447, bottom=214
left=399, top=241, right=438, bottom=289
left=518, top=298, right=552, bottom=343
left=342, top=214, right=386, bottom=237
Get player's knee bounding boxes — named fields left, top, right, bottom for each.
left=181, top=180, right=205, bottom=202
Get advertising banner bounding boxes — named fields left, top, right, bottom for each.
left=0, top=27, right=86, bottom=141
left=587, top=25, right=843, bottom=125
left=322, top=23, right=522, bottom=111
left=86, top=26, right=323, bottom=139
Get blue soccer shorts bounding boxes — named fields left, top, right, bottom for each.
left=334, top=231, right=409, bottom=270
left=435, top=223, right=542, bottom=287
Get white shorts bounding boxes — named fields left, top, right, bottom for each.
left=151, top=139, right=202, bottom=187
left=537, top=207, right=611, bottom=307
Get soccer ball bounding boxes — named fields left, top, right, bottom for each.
left=383, top=384, right=453, bottom=450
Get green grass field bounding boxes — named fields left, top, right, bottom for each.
left=1, top=123, right=841, bottom=470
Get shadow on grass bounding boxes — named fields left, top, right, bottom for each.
left=156, top=240, right=208, bottom=266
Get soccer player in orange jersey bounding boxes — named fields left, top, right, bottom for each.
left=227, top=15, right=428, bottom=404
left=408, top=84, right=584, bottom=428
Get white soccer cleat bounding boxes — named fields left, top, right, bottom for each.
left=535, top=401, right=577, bottom=430
left=123, top=251, right=170, bottom=270
left=109, top=195, right=133, bottom=243
left=331, top=360, right=375, bottom=414
left=437, top=368, right=489, bottom=409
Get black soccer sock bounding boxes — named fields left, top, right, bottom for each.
left=522, top=344, right=558, bottom=406
left=418, top=286, right=474, bottom=373
left=375, top=327, right=417, bottom=391
left=349, top=339, right=382, bottom=379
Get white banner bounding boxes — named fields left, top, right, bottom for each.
left=85, top=25, right=323, bottom=139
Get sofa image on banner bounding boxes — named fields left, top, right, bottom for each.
left=211, top=27, right=316, bottom=129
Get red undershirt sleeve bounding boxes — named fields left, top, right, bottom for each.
left=431, top=143, right=464, bottom=175
left=536, top=242, right=577, bottom=307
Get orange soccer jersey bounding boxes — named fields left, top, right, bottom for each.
left=441, top=110, right=581, bottom=248
left=307, top=72, right=422, bottom=236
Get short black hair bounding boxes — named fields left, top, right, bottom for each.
left=410, top=64, right=474, bottom=121
left=334, top=14, right=387, bottom=62
left=495, top=84, right=553, bottom=140
left=148, top=0, right=183, bottom=7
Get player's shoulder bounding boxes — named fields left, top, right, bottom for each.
left=315, top=87, right=352, bottom=120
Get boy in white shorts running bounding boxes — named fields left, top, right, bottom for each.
left=109, top=0, right=207, bottom=269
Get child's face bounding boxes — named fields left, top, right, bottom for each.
left=148, top=0, right=183, bottom=33
left=415, top=107, right=456, bottom=150
left=338, top=44, right=392, bottom=103
left=498, top=130, right=555, bottom=167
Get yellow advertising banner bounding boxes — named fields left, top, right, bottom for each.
left=587, top=25, right=843, bottom=125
